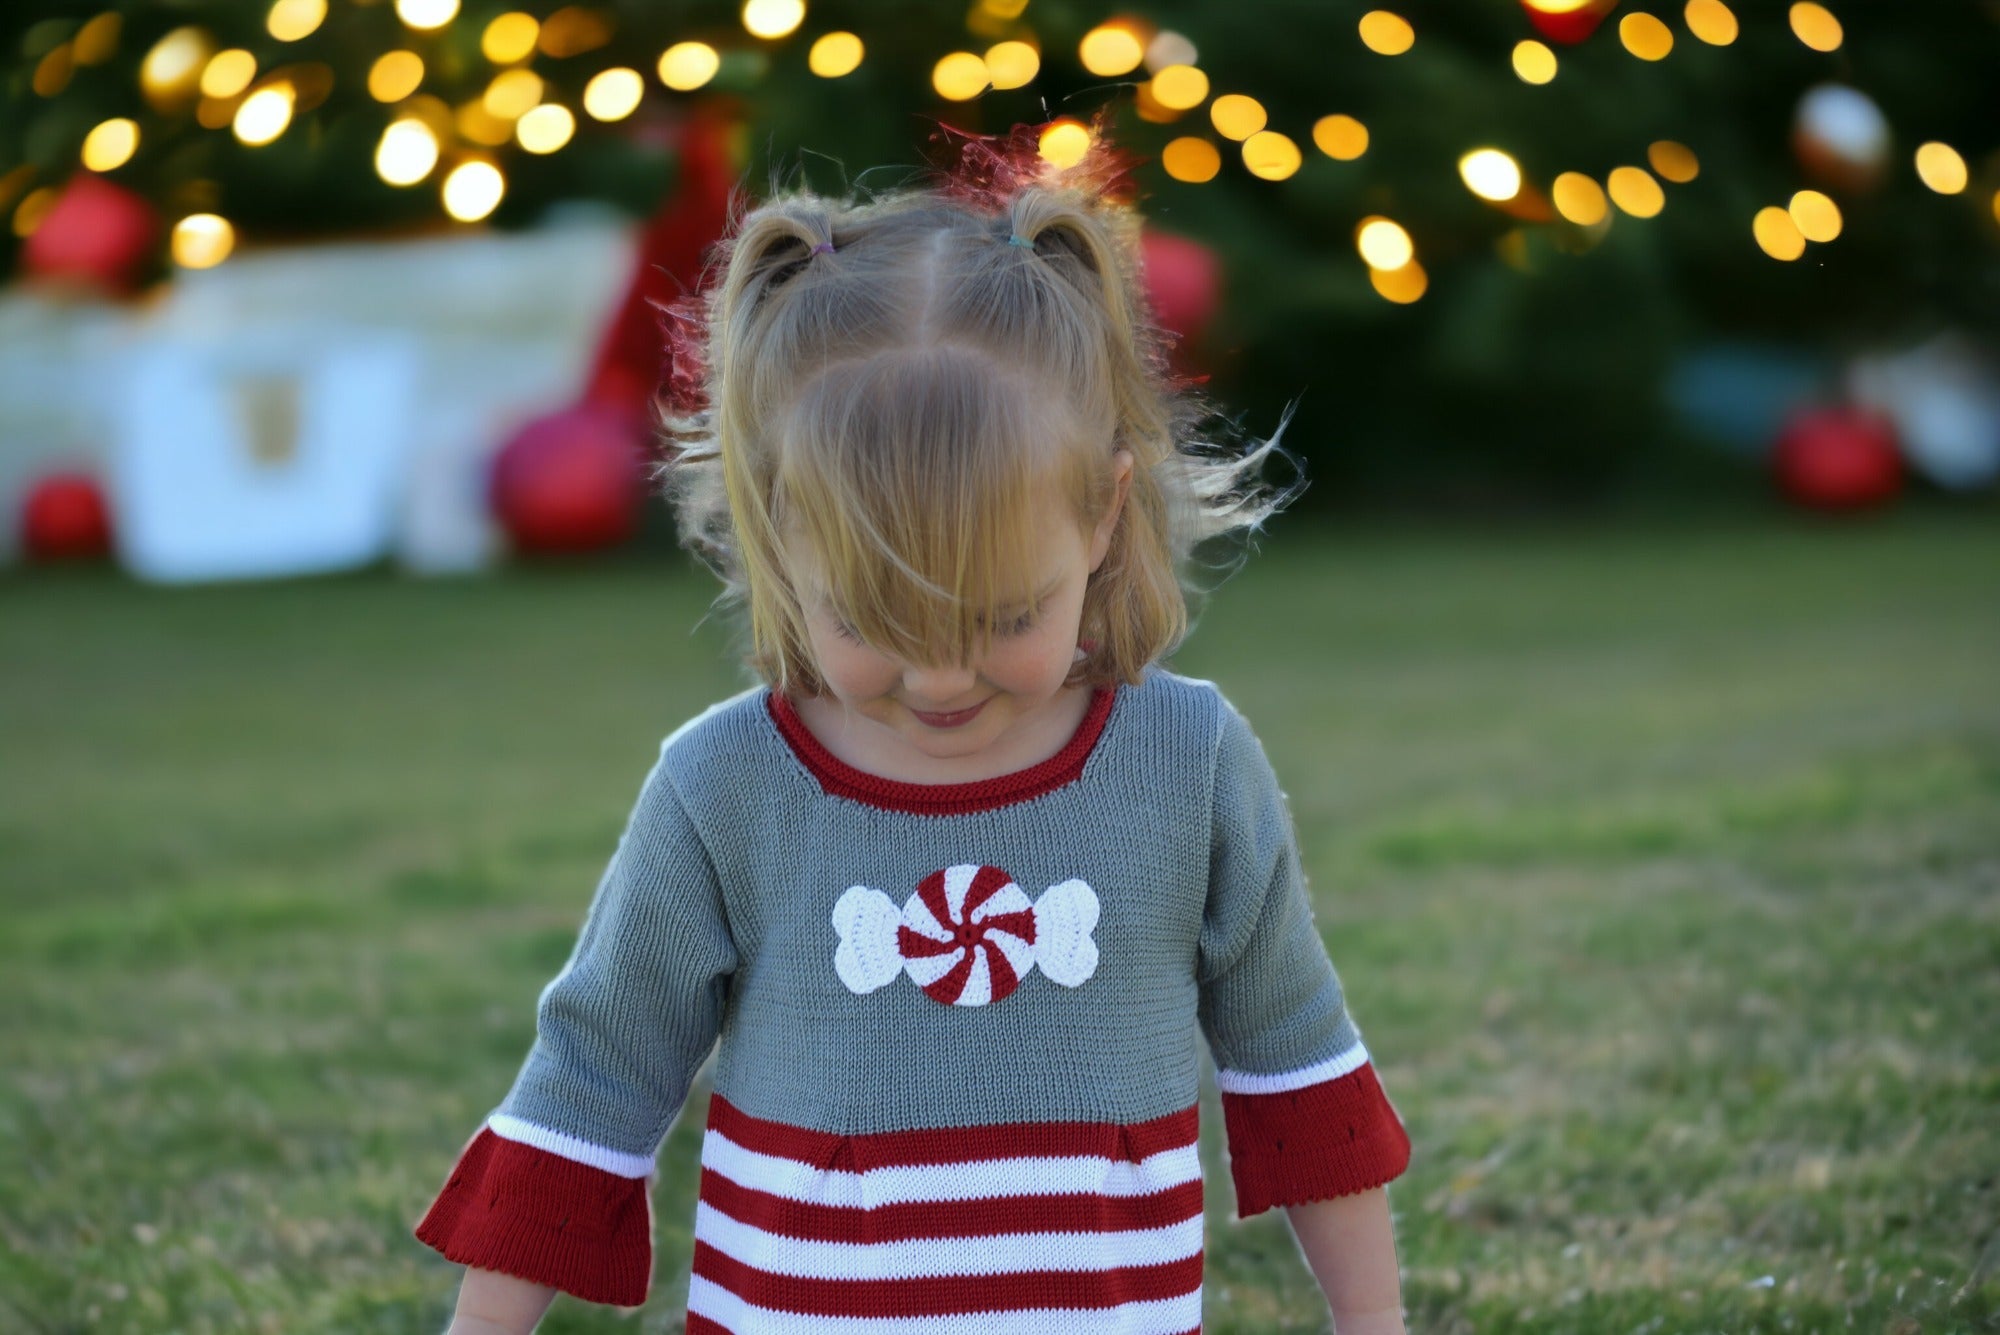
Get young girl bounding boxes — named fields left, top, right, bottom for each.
left=415, top=166, right=1413, bottom=1334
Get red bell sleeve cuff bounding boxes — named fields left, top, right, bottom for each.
left=1219, top=1059, right=1412, bottom=1218
left=414, top=1125, right=655, bottom=1307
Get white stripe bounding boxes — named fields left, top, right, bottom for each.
left=486, top=1114, right=655, bottom=1179
left=956, top=949, right=993, bottom=1006
left=942, top=863, right=976, bottom=920
left=700, top=1130, right=1202, bottom=1209
left=693, top=1201, right=1204, bottom=1281
left=687, top=1274, right=1204, bottom=1335
left=1214, top=1042, right=1371, bottom=1095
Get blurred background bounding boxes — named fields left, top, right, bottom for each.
left=3, top=2, right=1996, bottom=1333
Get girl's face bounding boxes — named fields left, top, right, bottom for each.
left=795, top=452, right=1133, bottom=780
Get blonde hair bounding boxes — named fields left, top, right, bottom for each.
left=661, top=178, right=1293, bottom=696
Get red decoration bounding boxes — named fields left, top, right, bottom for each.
left=1521, top=0, right=1618, bottom=44
left=1773, top=405, right=1902, bottom=511
left=21, top=472, right=113, bottom=561
left=1139, top=229, right=1222, bottom=372
left=21, top=174, right=160, bottom=296
left=490, top=404, right=645, bottom=554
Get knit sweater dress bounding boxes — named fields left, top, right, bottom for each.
left=414, top=669, right=1411, bottom=1333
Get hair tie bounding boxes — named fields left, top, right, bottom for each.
left=1007, top=234, right=1035, bottom=248
left=809, top=241, right=835, bottom=256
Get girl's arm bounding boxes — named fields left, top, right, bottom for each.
left=1285, top=1187, right=1408, bottom=1335
left=444, top=1267, right=558, bottom=1335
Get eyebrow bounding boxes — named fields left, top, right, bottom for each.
left=989, top=578, right=1062, bottom=617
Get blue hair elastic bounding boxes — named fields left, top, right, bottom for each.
left=1007, top=234, right=1035, bottom=248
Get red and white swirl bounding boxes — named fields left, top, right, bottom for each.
left=896, top=864, right=1038, bottom=1007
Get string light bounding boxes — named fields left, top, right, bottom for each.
left=81, top=118, right=139, bottom=172
left=483, top=69, right=542, bottom=119
left=1552, top=171, right=1609, bottom=225
left=141, top=27, right=211, bottom=104
left=1242, top=131, right=1301, bottom=181
left=1513, top=40, right=1557, bottom=84
left=1162, top=136, right=1221, bottom=183
left=1313, top=114, right=1368, bottom=160
left=1358, top=11, right=1415, bottom=56
left=375, top=118, right=438, bottom=184
left=984, top=40, right=1037, bottom=89
left=1209, top=94, right=1266, bottom=141
left=1459, top=149, right=1522, bottom=202
left=742, top=0, right=806, bottom=41
left=1914, top=142, right=1967, bottom=194
left=171, top=213, right=234, bottom=268
left=1145, top=31, right=1198, bottom=71
left=75, top=13, right=121, bottom=65
left=1039, top=120, right=1093, bottom=168
left=1608, top=166, right=1665, bottom=216
left=1150, top=65, right=1208, bottom=111
left=456, top=98, right=513, bottom=146
left=368, top=51, right=422, bottom=101
left=1620, top=13, right=1674, bottom=60
left=1753, top=205, right=1805, bottom=259
left=1356, top=216, right=1413, bottom=270
left=33, top=46, right=73, bottom=99
left=443, top=160, right=504, bottom=221
left=1788, top=189, right=1841, bottom=241
left=267, top=0, right=327, bottom=43
left=202, top=50, right=258, bottom=99
left=583, top=68, right=642, bottom=119
left=1647, top=140, right=1700, bottom=182
left=13, top=187, right=60, bottom=238
left=1371, top=260, right=1427, bottom=303
left=1789, top=3, right=1842, bottom=52
left=396, top=0, right=460, bottom=32
left=658, top=42, right=720, bottom=91
left=482, top=13, right=540, bottom=63
left=517, top=103, right=575, bottom=153
left=1684, top=0, right=1739, bottom=45
left=1078, top=24, right=1144, bottom=77
left=932, top=52, right=988, bottom=101
left=810, top=32, right=865, bottom=79
left=233, top=86, right=294, bottom=145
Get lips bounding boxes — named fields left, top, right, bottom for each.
left=907, top=698, right=989, bottom=729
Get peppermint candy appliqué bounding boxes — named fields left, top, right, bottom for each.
left=832, top=864, right=1100, bottom=1006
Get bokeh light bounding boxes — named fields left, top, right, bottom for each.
left=442, top=160, right=504, bottom=221
left=482, top=12, right=540, bottom=63
left=810, top=33, right=865, bottom=78
left=932, top=52, right=989, bottom=101
left=1209, top=94, right=1266, bottom=141
left=1608, top=166, right=1665, bottom=217
left=397, top=0, right=460, bottom=32
left=1039, top=120, right=1092, bottom=169
left=1915, top=142, right=1967, bottom=194
left=1162, top=137, right=1221, bottom=183
left=1552, top=172, right=1609, bottom=225
left=1358, top=12, right=1415, bottom=56
left=1621, top=13, right=1674, bottom=60
left=369, top=51, right=423, bottom=101
left=1370, top=260, right=1427, bottom=303
left=376, top=118, right=439, bottom=185
left=984, top=41, right=1036, bottom=89
left=1145, top=31, right=1197, bottom=71
left=742, top=0, right=806, bottom=41
left=171, top=213, right=234, bottom=268
left=1313, top=114, right=1368, bottom=161
left=483, top=69, right=542, bottom=119
left=516, top=103, right=575, bottom=154
left=658, top=42, right=720, bottom=91
left=141, top=27, right=211, bottom=103
left=1079, top=25, right=1145, bottom=77
left=1151, top=65, right=1208, bottom=111
left=13, top=187, right=60, bottom=239
left=1789, top=3, right=1842, bottom=52
left=583, top=68, right=643, bottom=119
left=1459, top=149, right=1523, bottom=202
left=1753, top=205, right=1805, bottom=259
left=202, top=49, right=258, bottom=99
left=1242, top=131, right=1302, bottom=181
left=1788, top=189, right=1842, bottom=241
left=1356, top=216, right=1413, bottom=270
left=81, top=119, right=140, bottom=172
left=1513, top=40, right=1557, bottom=84
left=1684, top=0, right=1739, bottom=45
left=75, top=13, right=122, bottom=65
left=233, top=86, right=294, bottom=145
left=1648, top=140, right=1700, bottom=182
left=267, top=0, right=327, bottom=43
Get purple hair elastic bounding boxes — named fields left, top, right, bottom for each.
left=810, top=241, right=836, bottom=255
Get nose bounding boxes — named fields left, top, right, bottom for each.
left=901, top=659, right=979, bottom=706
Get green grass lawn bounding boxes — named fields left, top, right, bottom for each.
left=3, top=517, right=1996, bottom=1334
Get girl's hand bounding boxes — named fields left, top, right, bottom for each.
left=443, top=1267, right=558, bottom=1335
left=1284, top=1186, right=1408, bottom=1335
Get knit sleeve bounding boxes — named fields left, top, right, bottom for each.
left=1197, top=699, right=1411, bottom=1218
left=415, top=745, right=738, bottom=1306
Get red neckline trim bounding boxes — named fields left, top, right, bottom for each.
left=766, top=687, right=1117, bottom=816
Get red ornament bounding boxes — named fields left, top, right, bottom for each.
left=1773, top=406, right=1902, bottom=511
left=21, top=174, right=161, bottom=296
left=1521, top=0, right=1618, bottom=44
left=1139, top=229, right=1222, bottom=374
left=21, top=472, right=114, bottom=561
left=490, top=405, right=645, bottom=554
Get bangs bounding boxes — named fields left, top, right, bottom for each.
left=773, top=347, right=1097, bottom=667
